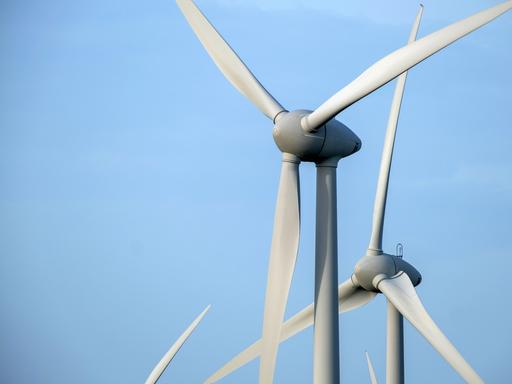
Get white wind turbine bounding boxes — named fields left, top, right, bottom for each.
left=204, top=5, right=486, bottom=384
left=203, top=3, right=422, bottom=382
left=176, top=1, right=512, bottom=383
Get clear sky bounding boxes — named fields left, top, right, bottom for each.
left=1, top=0, right=511, bottom=383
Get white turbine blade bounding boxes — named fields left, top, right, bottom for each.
left=145, top=305, right=211, bottom=384
left=176, top=0, right=285, bottom=120
left=368, top=5, right=423, bottom=253
left=259, top=154, right=301, bottom=384
left=302, top=0, right=512, bottom=132
left=377, top=273, right=484, bottom=384
left=204, top=278, right=376, bottom=383
left=365, top=351, right=378, bottom=384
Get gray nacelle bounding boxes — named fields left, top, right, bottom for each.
left=354, top=253, right=422, bottom=292
left=272, top=110, right=361, bottom=162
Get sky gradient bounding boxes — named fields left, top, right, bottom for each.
left=1, top=0, right=511, bottom=383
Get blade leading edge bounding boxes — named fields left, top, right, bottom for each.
left=377, top=273, right=484, bottom=384
left=176, top=0, right=285, bottom=120
left=368, top=4, right=423, bottom=254
left=365, top=351, right=379, bottom=384
left=259, top=153, right=301, bottom=384
left=302, top=0, right=512, bottom=132
left=145, top=305, right=211, bottom=384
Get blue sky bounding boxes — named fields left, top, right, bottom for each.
left=1, top=0, right=511, bottom=383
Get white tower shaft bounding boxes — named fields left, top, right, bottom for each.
left=314, top=161, right=340, bottom=384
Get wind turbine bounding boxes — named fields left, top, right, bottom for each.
left=201, top=6, right=434, bottom=384
left=144, top=305, right=210, bottom=384
left=203, top=3, right=421, bottom=382
left=205, top=5, right=423, bottom=384
left=176, top=0, right=512, bottom=383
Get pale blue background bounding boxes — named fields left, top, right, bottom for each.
left=1, top=0, right=511, bottom=383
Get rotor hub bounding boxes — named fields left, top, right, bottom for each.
left=354, top=253, right=422, bottom=292
left=273, top=110, right=361, bottom=162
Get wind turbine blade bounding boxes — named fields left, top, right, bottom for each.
left=204, top=278, right=376, bottom=383
left=368, top=5, right=423, bottom=253
left=377, top=273, right=484, bottom=384
left=259, top=153, right=301, bottom=384
left=302, top=0, right=512, bottom=132
left=365, top=351, right=378, bottom=384
left=176, top=0, right=285, bottom=120
left=145, top=305, right=211, bottom=384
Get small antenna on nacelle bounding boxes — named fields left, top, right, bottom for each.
left=396, top=243, right=403, bottom=259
